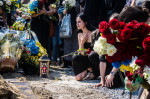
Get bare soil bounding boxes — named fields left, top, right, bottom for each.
left=1, top=66, right=110, bottom=99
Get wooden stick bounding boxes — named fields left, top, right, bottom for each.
left=130, top=92, right=132, bottom=99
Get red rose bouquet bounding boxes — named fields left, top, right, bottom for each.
left=94, top=19, right=150, bottom=91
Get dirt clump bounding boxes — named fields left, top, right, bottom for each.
left=31, top=86, right=53, bottom=99
left=0, top=75, right=25, bottom=99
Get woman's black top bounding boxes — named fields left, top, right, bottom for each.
left=84, top=42, right=92, bottom=50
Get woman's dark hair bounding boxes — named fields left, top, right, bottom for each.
left=142, top=1, right=150, bottom=13
left=118, top=6, right=149, bottom=23
left=76, top=13, right=94, bottom=31
left=77, top=13, right=88, bottom=23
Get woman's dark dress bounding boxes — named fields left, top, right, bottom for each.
left=72, top=42, right=99, bottom=76
left=31, top=15, right=49, bottom=51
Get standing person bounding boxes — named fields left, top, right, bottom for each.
left=61, top=0, right=80, bottom=67
left=98, top=0, right=126, bottom=23
left=0, top=8, right=6, bottom=29
left=83, top=0, right=100, bottom=29
left=72, top=13, right=100, bottom=81
left=48, top=1, right=59, bottom=65
left=30, top=0, right=57, bottom=58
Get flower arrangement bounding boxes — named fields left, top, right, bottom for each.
left=93, top=37, right=117, bottom=56
left=0, top=29, right=23, bottom=71
left=94, top=19, right=150, bottom=91
left=10, top=0, right=20, bottom=12
left=0, top=0, right=11, bottom=13
left=12, top=17, right=26, bottom=31
left=19, top=39, right=47, bottom=74
left=28, top=0, right=39, bottom=15
left=28, top=0, right=45, bottom=15
left=62, top=0, right=76, bottom=10
left=0, top=0, right=20, bottom=13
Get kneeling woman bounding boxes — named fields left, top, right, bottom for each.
left=72, top=13, right=99, bottom=81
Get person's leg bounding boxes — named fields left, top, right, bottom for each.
left=88, top=52, right=100, bottom=77
left=72, top=54, right=91, bottom=80
left=48, top=37, right=52, bottom=59
left=75, top=70, right=88, bottom=81
left=52, top=23, right=59, bottom=63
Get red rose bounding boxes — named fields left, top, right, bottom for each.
left=143, top=37, right=150, bottom=49
left=116, top=30, right=124, bottom=42
left=102, top=29, right=111, bottom=38
left=122, top=52, right=131, bottom=61
left=124, top=24, right=136, bottom=31
left=115, top=43, right=126, bottom=53
left=106, top=34, right=116, bottom=44
left=86, top=48, right=91, bottom=55
left=144, top=46, right=150, bottom=55
left=106, top=52, right=122, bottom=63
left=135, top=55, right=150, bottom=67
left=127, top=41, right=139, bottom=56
left=126, top=71, right=133, bottom=81
left=137, top=23, right=150, bottom=37
left=121, top=28, right=132, bottom=40
left=129, top=20, right=139, bottom=25
left=119, top=22, right=126, bottom=30
left=109, top=19, right=120, bottom=30
left=99, top=21, right=109, bottom=32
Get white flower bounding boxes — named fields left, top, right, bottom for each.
left=6, top=1, right=11, bottom=5
left=68, top=0, right=76, bottom=7
left=143, top=66, right=150, bottom=84
left=63, top=0, right=76, bottom=7
left=62, top=1, right=66, bottom=5
left=93, top=41, right=101, bottom=54
left=93, top=40, right=106, bottom=56
left=106, top=44, right=117, bottom=56
left=130, top=56, right=140, bottom=71
left=97, top=37, right=107, bottom=46
left=0, top=1, right=3, bottom=6
left=3, top=0, right=7, bottom=2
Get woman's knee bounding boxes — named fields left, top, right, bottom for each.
left=75, top=70, right=87, bottom=81
left=75, top=76, right=83, bottom=81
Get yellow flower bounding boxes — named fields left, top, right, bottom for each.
left=16, top=4, right=19, bottom=8
left=38, top=53, right=42, bottom=57
left=51, top=4, right=56, bottom=8
left=29, top=9, right=35, bottom=15
left=120, top=64, right=133, bottom=73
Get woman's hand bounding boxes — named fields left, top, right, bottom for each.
left=105, top=74, right=115, bottom=87
left=95, top=81, right=105, bottom=88
left=39, top=9, right=47, bottom=15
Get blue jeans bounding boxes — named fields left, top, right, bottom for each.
left=48, top=22, right=60, bottom=61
